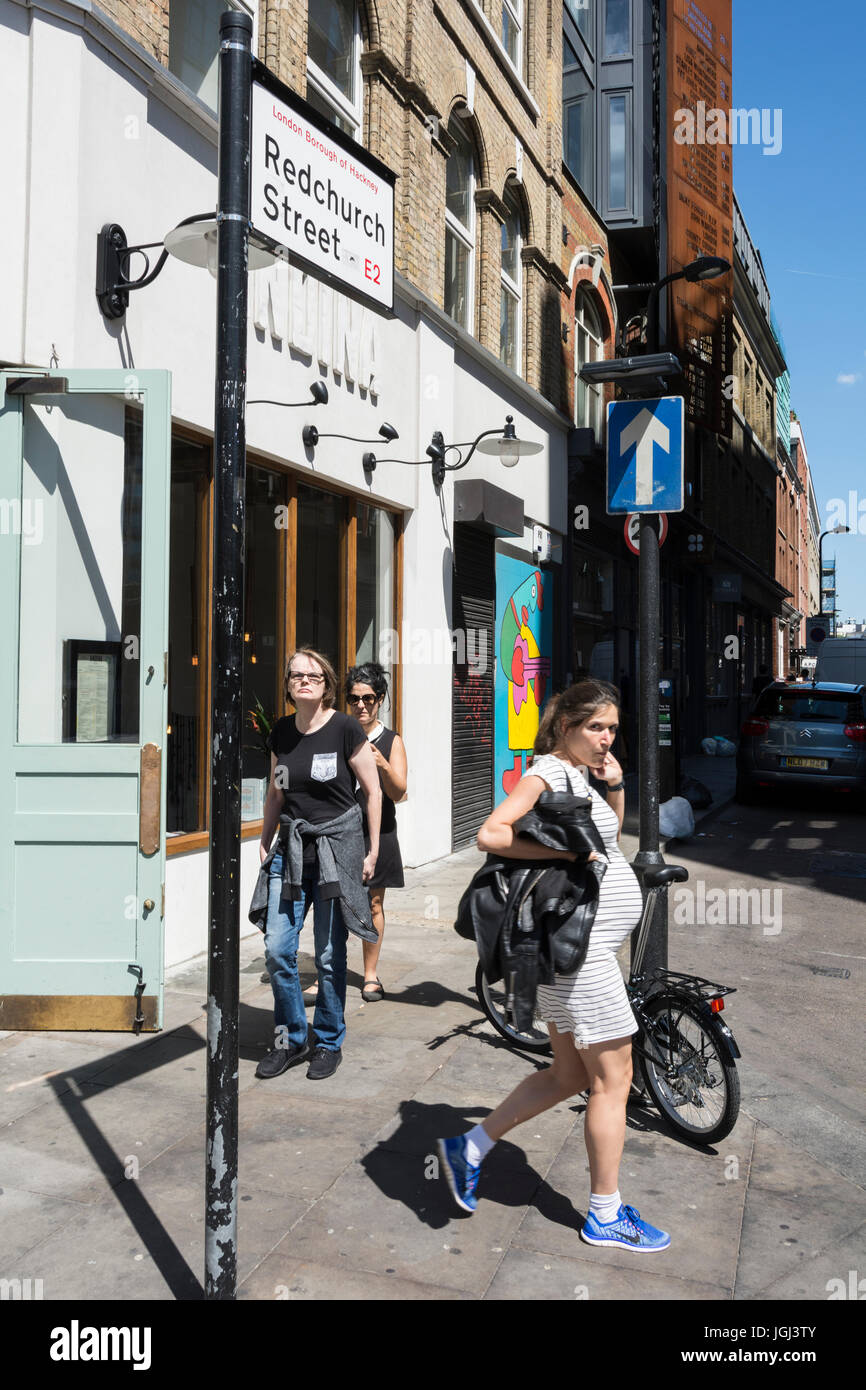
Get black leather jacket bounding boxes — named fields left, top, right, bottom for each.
left=455, top=791, right=608, bottom=1035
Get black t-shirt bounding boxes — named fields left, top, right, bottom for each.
left=268, top=711, right=367, bottom=866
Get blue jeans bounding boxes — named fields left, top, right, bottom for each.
left=264, top=850, right=348, bottom=1051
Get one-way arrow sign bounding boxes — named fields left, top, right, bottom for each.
left=606, top=396, right=684, bottom=514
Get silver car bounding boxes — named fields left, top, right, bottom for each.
left=736, top=681, right=866, bottom=804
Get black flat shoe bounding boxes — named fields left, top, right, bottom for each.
left=306, top=1046, right=342, bottom=1080
left=361, top=978, right=384, bottom=1002
left=255, top=1040, right=310, bottom=1079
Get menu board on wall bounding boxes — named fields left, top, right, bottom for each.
left=667, top=0, right=734, bottom=437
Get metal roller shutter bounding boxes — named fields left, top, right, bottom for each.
left=452, top=524, right=495, bottom=849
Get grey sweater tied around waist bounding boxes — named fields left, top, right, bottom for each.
left=248, top=805, right=377, bottom=942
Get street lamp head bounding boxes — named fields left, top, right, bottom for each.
left=164, top=216, right=275, bottom=279
left=683, top=254, right=731, bottom=283
left=475, top=415, right=543, bottom=467
left=579, top=352, right=682, bottom=385
left=832, top=524, right=851, bottom=535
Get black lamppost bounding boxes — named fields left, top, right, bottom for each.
left=644, top=255, right=731, bottom=354
left=95, top=12, right=258, bottom=1300
left=818, top=525, right=851, bottom=635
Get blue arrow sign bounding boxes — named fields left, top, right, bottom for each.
left=606, top=397, right=684, bottom=514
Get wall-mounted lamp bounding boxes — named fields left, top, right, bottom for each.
left=303, top=421, right=399, bottom=450
left=96, top=214, right=276, bottom=319
left=363, top=415, right=542, bottom=487
left=248, top=382, right=329, bottom=409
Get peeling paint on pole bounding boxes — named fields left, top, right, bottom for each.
left=205, top=7, right=252, bottom=1302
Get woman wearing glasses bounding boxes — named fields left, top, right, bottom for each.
left=253, top=646, right=381, bottom=1081
left=345, top=662, right=407, bottom=1001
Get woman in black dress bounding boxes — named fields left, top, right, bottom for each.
left=346, top=662, right=407, bottom=1000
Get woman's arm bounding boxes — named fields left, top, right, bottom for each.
left=349, top=740, right=382, bottom=882
left=593, top=751, right=625, bottom=837
left=607, top=785, right=625, bottom=837
left=371, top=733, right=407, bottom=802
left=260, top=752, right=281, bottom=863
left=476, top=775, right=578, bottom=861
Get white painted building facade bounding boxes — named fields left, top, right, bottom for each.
left=1, top=0, right=568, bottom=1018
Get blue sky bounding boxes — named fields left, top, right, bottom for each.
left=732, top=0, right=866, bottom=625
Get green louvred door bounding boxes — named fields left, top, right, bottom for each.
left=0, top=369, right=171, bottom=1030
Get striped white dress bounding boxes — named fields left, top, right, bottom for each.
left=528, top=754, right=641, bottom=1046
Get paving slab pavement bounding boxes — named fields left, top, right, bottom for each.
left=8, top=753, right=858, bottom=1304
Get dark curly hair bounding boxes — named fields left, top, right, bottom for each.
left=345, top=661, right=390, bottom=709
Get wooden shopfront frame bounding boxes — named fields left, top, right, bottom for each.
left=165, top=431, right=404, bottom=859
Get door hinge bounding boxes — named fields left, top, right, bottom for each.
left=161, top=883, right=165, bottom=918
left=163, top=651, right=168, bottom=687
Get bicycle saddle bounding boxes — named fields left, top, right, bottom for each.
left=641, top=864, right=689, bottom=888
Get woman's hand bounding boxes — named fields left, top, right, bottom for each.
left=592, top=751, right=624, bottom=786
left=370, top=744, right=388, bottom=770
left=362, top=853, right=377, bottom=884
left=260, top=841, right=269, bottom=865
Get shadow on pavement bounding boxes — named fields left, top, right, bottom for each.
left=360, top=1098, right=586, bottom=1233
left=49, top=1065, right=203, bottom=1299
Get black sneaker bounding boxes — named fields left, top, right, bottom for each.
left=306, top=1045, right=342, bottom=1080
left=255, top=1040, right=310, bottom=1079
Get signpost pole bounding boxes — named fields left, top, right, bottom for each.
left=205, top=7, right=252, bottom=1302
left=632, top=515, right=667, bottom=975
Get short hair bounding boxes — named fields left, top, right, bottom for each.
left=285, top=646, right=338, bottom=708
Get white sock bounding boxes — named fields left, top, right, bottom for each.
left=464, top=1124, right=496, bottom=1166
left=589, top=1189, right=622, bottom=1224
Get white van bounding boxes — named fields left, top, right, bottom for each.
left=814, top=637, right=866, bottom=684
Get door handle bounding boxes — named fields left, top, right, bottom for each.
left=140, top=743, right=161, bottom=855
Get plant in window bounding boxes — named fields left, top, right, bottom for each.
left=247, top=695, right=275, bottom=757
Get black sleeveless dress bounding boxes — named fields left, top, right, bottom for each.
left=356, top=724, right=405, bottom=888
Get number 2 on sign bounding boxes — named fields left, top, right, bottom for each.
left=364, top=259, right=381, bottom=284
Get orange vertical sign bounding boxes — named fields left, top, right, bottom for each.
left=667, top=0, right=733, bottom=436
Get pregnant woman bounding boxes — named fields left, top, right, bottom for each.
left=438, top=678, right=670, bottom=1251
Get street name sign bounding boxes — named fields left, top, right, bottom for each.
left=607, top=397, right=684, bottom=514
left=250, top=59, right=395, bottom=314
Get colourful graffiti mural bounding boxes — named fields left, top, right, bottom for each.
left=495, top=556, right=553, bottom=797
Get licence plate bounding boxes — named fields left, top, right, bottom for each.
left=781, top=757, right=829, bottom=770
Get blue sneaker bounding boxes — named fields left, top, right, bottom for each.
left=437, top=1135, right=482, bottom=1214
left=580, top=1203, right=671, bottom=1252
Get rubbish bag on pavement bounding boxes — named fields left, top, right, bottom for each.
left=700, top=734, right=736, bottom=756
left=659, top=796, right=695, bottom=840
left=680, top=776, right=713, bottom=810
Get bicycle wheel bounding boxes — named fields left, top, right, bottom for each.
left=475, top=961, right=551, bottom=1054
left=639, top=993, right=740, bottom=1145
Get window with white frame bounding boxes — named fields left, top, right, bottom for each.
left=575, top=291, right=604, bottom=435
left=444, top=118, right=476, bottom=331
left=501, top=0, right=523, bottom=73
left=169, top=0, right=255, bottom=112
left=499, top=191, right=522, bottom=372
left=305, top=0, right=362, bottom=138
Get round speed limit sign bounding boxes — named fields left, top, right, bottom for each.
left=624, top=513, right=669, bottom=555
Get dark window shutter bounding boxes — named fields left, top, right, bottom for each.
left=452, top=525, right=495, bottom=849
